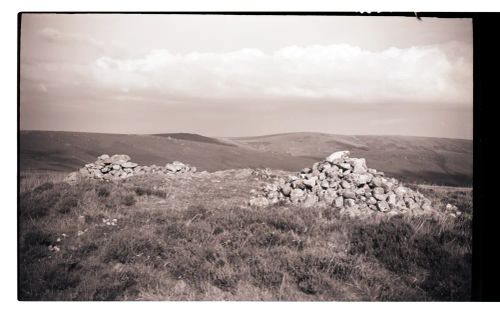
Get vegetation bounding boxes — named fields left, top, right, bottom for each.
left=18, top=172, right=472, bottom=301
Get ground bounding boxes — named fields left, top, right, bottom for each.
left=18, top=169, right=472, bottom=301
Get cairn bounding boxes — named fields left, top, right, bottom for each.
left=65, top=154, right=196, bottom=183
left=250, top=150, right=436, bottom=216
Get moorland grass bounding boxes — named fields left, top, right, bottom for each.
left=18, top=172, right=472, bottom=301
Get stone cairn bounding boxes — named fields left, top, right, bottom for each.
left=67, top=154, right=196, bottom=182
left=250, top=150, right=435, bottom=216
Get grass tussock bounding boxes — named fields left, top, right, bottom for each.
left=18, top=172, right=472, bottom=301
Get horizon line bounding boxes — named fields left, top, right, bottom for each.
left=19, top=129, right=473, bottom=141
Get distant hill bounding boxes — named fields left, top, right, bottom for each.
left=229, top=132, right=473, bottom=186
left=19, top=131, right=473, bottom=186
left=152, top=133, right=235, bottom=147
left=19, top=131, right=316, bottom=173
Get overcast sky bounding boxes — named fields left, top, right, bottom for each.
left=20, top=14, right=473, bottom=139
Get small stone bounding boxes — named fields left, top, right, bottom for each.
left=377, top=201, right=390, bottom=212
left=374, top=193, right=387, bottom=201
left=367, top=197, right=377, bottom=205
left=334, top=196, right=344, bottom=208
left=320, top=180, right=330, bottom=189
left=121, top=162, right=138, bottom=168
left=301, top=167, right=312, bottom=174
left=303, top=177, right=317, bottom=188
left=281, top=184, right=292, bottom=196
left=344, top=198, right=356, bottom=207
left=249, top=196, right=269, bottom=207
left=342, top=190, right=356, bottom=199
left=290, top=189, right=305, bottom=203
left=373, top=187, right=385, bottom=195
left=351, top=158, right=367, bottom=174
left=303, top=194, right=318, bottom=208
left=341, top=180, right=351, bottom=189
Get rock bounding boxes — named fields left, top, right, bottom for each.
left=351, top=158, right=367, bottom=174
left=334, top=196, right=344, bottom=208
left=326, top=150, right=350, bottom=163
left=323, top=189, right=338, bottom=205
left=338, top=163, right=352, bottom=170
left=355, top=188, right=366, bottom=195
left=248, top=151, right=435, bottom=218
left=446, top=203, right=457, bottom=212
left=121, top=162, right=138, bottom=168
left=249, top=196, right=269, bottom=207
left=371, top=177, right=384, bottom=188
left=281, top=184, right=292, bottom=196
left=377, top=201, right=390, bottom=212
left=303, top=177, right=317, bottom=188
left=373, top=187, right=385, bottom=195
left=381, top=180, right=395, bottom=192
left=374, top=193, right=387, bottom=201
left=110, top=154, right=131, bottom=164
left=290, top=189, right=305, bottom=203
left=301, top=167, right=312, bottom=174
left=387, top=193, right=397, bottom=206
left=367, top=197, right=377, bottom=205
left=64, top=172, right=80, bottom=185
left=355, top=173, right=373, bottom=185
left=303, top=194, right=318, bottom=208
left=341, top=180, right=351, bottom=189
left=344, top=198, right=356, bottom=207
left=98, top=154, right=110, bottom=160
left=342, top=190, right=356, bottom=199
left=320, top=180, right=330, bottom=189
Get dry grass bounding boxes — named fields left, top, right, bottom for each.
left=18, top=171, right=472, bottom=301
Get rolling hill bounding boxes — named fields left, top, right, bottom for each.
left=19, top=131, right=473, bottom=186
left=229, top=132, right=473, bottom=186
left=19, top=131, right=316, bottom=173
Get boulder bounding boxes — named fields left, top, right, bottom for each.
left=110, top=154, right=131, bottom=164
left=326, top=150, right=350, bottom=163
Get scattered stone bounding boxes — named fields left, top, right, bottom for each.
left=249, top=196, right=270, bottom=207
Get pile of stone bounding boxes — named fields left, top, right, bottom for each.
left=250, top=150, right=435, bottom=216
left=66, top=154, right=196, bottom=182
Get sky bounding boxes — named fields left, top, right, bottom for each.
left=20, top=14, right=473, bottom=139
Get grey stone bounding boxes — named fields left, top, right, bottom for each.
left=326, top=150, right=350, bottom=163
left=249, top=196, right=269, bottom=207
left=344, top=198, right=356, bottom=207
left=281, top=184, right=292, bottom=196
left=334, top=196, right=344, bottom=208
left=303, top=177, right=317, bottom=188
left=121, top=162, right=138, bottom=168
left=303, top=194, right=319, bottom=208
left=290, top=189, right=305, bottom=203
left=341, top=180, right=351, bottom=189
left=377, top=201, right=390, bottom=212
left=342, top=190, right=356, bottom=199
left=320, top=180, right=330, bottom=189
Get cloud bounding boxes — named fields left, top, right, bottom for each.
left=39, top=27, right=105, bottom=49
left=90, top=43, right=472, bottom=105
left=22, top=42, right=472, bottom=107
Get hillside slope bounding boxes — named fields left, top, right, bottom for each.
left=230, top=132, right=473, bottom=186
left=20, top=131, right=473, bottom=186
left=19, top=131, right=316, bottom=173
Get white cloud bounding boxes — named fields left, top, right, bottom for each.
left=39, top=27, right=105, bottom=49
left=90, top=43, right=472, bottom=105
